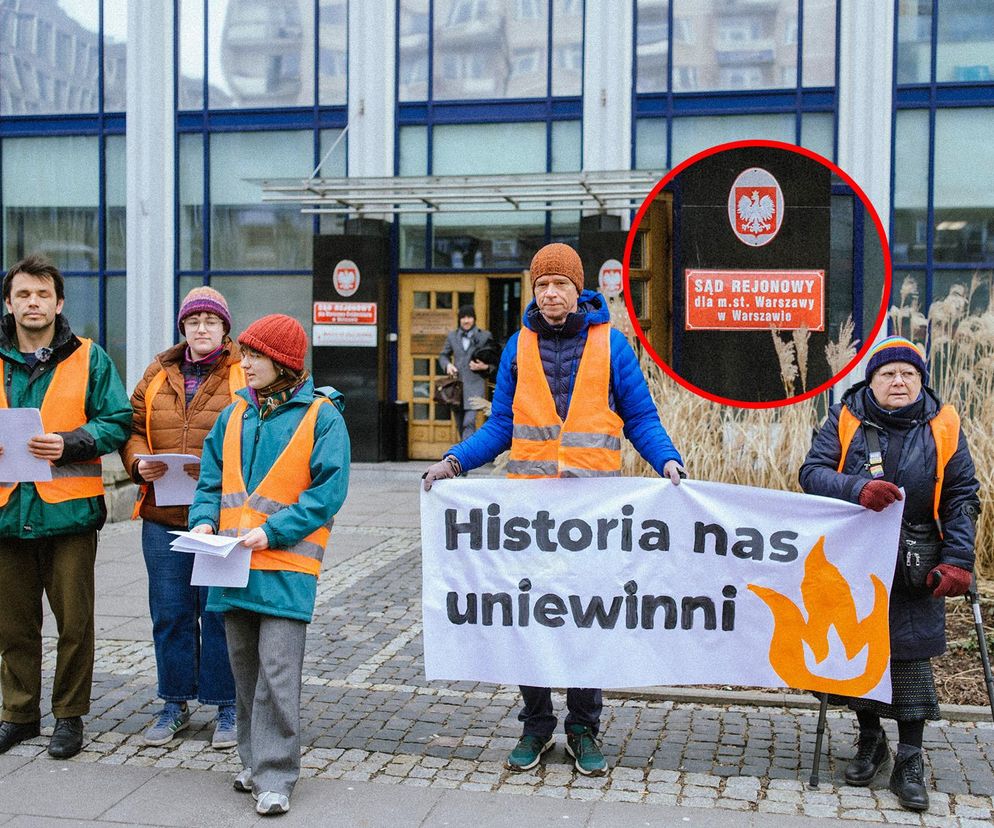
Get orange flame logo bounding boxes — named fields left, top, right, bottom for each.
left=748, top=537, right=890, bottom=696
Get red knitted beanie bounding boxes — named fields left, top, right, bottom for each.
left=238, top=314, right=307, bottom=371
left=529, top=243, right=584, bottom=295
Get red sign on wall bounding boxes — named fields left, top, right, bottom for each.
left=685, top=269, right=825, bottom=331
left=313, top=301, right=377, bottom=325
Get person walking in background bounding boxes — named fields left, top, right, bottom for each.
left=438, top=305, right=498, bottom=442
left=120, top=287, right=243, bottom=749
left=800, top=336, right=980, bottom=813
left=190, top=314, right=350, bottom=816
left=0, top=254, right=131, bottom=759
left=423, top=243, right=684, bottom=777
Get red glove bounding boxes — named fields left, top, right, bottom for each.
left=928, top=564, right=972, bottom=598
left=858, top=480, right=903, bottom=512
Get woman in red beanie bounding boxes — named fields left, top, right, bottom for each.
left=189, top=314, right=351, bottom=816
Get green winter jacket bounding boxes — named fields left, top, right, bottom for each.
left=0, top=314, right=132, bottom=538
left=194, top=379, right=350, bottom=623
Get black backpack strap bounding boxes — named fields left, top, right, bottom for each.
left=861, top=423, right=886, bottom=479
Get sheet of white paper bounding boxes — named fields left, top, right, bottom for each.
left=0, top=408, right=52, bottom=482
left=190, top=544, right=251, bottom=588
left=169, top=530, right=242, bottom=557
left=136, top=453, right=200, bottom=506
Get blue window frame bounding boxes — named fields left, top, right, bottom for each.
left=891, top=0, right=994, bottom=338
left=174, top=0, right=349, bottom=325
left=394, top=0, right=585, bottom=272
left=631, top=0, right=840, bottom=170
left=0, top=0, right=125, bottom=370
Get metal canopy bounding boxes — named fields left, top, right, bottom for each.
left=257, top=169, right=664, bottom=216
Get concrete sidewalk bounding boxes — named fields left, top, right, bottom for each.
left=1, top=463, right=992, bottom=826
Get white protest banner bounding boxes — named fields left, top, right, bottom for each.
left=421, top=478, right=903, bottom=703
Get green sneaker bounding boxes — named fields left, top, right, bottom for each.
left=565, top=724, right=607, bottom=776
left=506, top=734, right=555, bottom=771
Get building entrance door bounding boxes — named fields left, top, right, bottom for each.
left=628, top=192, right=673, bottom=363
left=399, top=274, right=490, bottom=460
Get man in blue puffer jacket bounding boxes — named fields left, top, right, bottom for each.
left=423, top=242, right=684, bottom=777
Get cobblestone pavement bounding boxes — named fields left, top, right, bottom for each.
left=5, top=471, right=994, bottom=825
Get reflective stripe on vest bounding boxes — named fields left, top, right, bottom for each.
left=132, top=360, right=247, bottom=519
left=218, top=397, right=331, bottom=576
left=507, top=324, right=623, bottom=479
left=837, top=403, right=960, bottom=523
left=0, top=339, right=102, bottom=506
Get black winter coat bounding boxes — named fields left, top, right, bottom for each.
left=799, top=382, right=980, bottom=660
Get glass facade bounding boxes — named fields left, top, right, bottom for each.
left=0, top=1, right=125, bottom=372
left=0, top=0, right=115, bottom=116
left=398, top=0, right=582, bottom=101
left=1, top=0, right=993, bottom=377
left=176, top=0, right=348, bottom=345
left=633, top=0, right=838, bottom=170
left=892, top=0, right=994, bottom=327
left=396, top=0, right=584, bottom=270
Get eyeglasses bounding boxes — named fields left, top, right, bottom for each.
left=184, top=316, right=224, bottom=332
left=876, top=369, right=920, bottom=384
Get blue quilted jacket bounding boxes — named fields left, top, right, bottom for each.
left=448, top=290, right=682, bottom=475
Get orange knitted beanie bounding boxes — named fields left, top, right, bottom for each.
left=529, top=243, right=584, bottom=294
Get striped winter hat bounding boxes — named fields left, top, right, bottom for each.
left=865, top=336, right=927, bottom=382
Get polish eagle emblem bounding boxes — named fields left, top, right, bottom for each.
left=728, top=169, right=783, bottom=246
left=737, top=190, right=776, bottom=235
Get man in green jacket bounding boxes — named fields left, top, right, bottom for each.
left=0, top=254, right=131, bottom=759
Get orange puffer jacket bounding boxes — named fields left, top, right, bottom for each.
left=120, top=339, right=243, bottom=527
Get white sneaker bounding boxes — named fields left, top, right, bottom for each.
left=256, top=791, right=290, bottom=815
left=232, top=768, right=252, bottom=794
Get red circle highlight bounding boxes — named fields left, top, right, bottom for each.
left=623, top=140, right=892, bottom=409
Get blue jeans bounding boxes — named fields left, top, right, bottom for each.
left=142, top=520, right=235, bottom=705
left=518, top=686, right=602, bottom=739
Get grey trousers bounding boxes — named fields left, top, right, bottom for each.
left=224, top=610, right=307, bottom=797
left=458, top=407, right=478, bottom=442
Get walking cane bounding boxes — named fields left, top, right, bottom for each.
left=809, top=692, right=830, bottom=788
left=965, top=576, right=994, bottom=722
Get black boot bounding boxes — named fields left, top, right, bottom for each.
left=845, top=726, right=888, bottom=786
left=889, top=747, right=929, bottom=812
left=0, top=720, right=41, bottom=754
left=48, top=717, right=84, bottom=759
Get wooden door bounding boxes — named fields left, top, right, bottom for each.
left=628, top=192, right=672, bottom=362
left=398, top=274, right=489, bottom=460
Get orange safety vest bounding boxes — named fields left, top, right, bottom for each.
left=218, top=397, right=332, bottom=577
left=507, top=323, right=623, bottom=478
left=132, top=361, right=246, bottom=518
left=0, top=339, right=103, bottom=506
left=837, top=404, right=960, bottom=523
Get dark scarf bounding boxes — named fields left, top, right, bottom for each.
left=865, top=389, right=924, bottom=474
left=252, top=368, right=310, bottom=420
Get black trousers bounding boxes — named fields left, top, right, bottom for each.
left=518, top=686, right=602, bottom=739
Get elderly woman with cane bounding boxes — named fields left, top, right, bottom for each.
left=800, top=336, right=980, bottom=812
